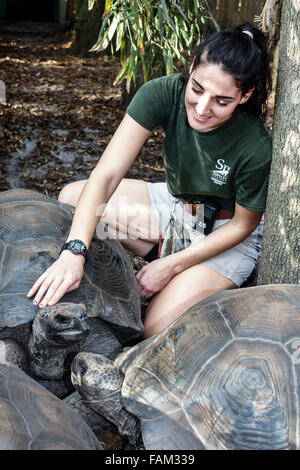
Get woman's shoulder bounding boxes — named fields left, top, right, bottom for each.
left=238, top=111, right=271, bottom=137
left=146, top=72, right=184, bottom=87
left=135, top=73, right=185, bottom=104
left=237, top=111, right=272, bottom=155
left=126, top=74, right=185, bottom=130
left=229, top=112, right=272, bottom=176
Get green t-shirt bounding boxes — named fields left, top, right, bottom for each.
left=126, top=73, right=272, bottom=212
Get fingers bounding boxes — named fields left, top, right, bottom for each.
left=136, top=258, right=173, bottom=299
left=41, top=279, right=80, bottom=307
left=139, top=287, right=153, bottom=299
left=135, top=267, right=145, bottom=282
left=27, top=253, right=84, bottom=308
left=28, top=276, right=73, bottom=308
left=137, top=268, right=154, bottom=299
left=32, top=276, right=59, bottom=307
left=27, top=269, right=51, bottom=299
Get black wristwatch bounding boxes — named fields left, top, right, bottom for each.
left=60, top=239, right=88, bottom=260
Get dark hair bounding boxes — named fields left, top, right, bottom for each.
left=190, top=23, right=272, bottom=116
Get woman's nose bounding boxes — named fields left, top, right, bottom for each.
left=196, top=94, right=211, bottom=115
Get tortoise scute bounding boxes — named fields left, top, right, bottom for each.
left=140, top=411, right=206, bottom=450
left=0, top=300, right=36, bottom=329
left=0, top=208, right=71, bottom=244
left=0, top=363, right=102, bottom=450
left=116, top=284, right=300, bottom=450
left=184, top=341, right=295, bottom=450
left=86, top=238, right=138, bottom=301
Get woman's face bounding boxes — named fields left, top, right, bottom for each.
left=185, top=62, right=253, bottom=132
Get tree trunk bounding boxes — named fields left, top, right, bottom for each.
left=69, top=0, right=104, bottom=58
left=256, top=0, right=283, bottom=128
left=257, top=0, right=300, bottom=285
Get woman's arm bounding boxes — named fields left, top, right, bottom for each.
left=137, top=203, right=263, bottom=297
left=64, top=114, right=152, bottom=246
left=27, top=114, right=152, bottom=307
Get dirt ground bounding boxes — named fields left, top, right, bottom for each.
left=0, top=28, right=166, bottom=194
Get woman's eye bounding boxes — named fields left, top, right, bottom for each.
left=217, top=100, right=228, bottom=107
left=192, top=87, right=203, bottom=95
left=192, top=86, right=228, bottom=106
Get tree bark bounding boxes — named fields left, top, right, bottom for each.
left=69, top=0, right=104, bottom=58
left=257, top=0, right=300, bottom=285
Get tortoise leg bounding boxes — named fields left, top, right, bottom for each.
left=35, top=375, right=74, bottom=399
left=71, top=352, right=142, bottom=447
left=64, top=390, right=116, bottom=436
left=0, top=338, right=28, bottom=372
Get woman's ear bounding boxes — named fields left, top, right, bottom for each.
left=239, top=87, right=255, bottom=104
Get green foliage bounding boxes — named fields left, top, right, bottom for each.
left=89, top=0, right=213, bottom=91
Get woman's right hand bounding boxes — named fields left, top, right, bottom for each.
left=27, top=250, right=85, bottom=308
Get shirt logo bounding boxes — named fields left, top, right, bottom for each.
left=211, top=158, right=231, bottom=185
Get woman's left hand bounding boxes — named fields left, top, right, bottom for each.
left=136, top=257, right=174, bottom=298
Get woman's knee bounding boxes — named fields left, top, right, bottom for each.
left=143, top=264, right=236, bottom=338
left=58, top=180, right=87, bottom=206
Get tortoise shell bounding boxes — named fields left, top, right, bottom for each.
left=115, top=284, right=300, bottom=450
left=0, top=362, right=102, bottom=450
left=0, top=189, right=142, bottom=344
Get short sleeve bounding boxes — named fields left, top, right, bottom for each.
left=126, top=75, right=179, bottom=131
left=233, top=117, right=272, bottom=212
left=235, top=160, right=271, bottom=211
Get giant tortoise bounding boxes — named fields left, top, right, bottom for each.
left=0, top=362, right=103, bottom=450
left=71, top=284, right=300, bottom=450
left=0, top=189, right=142, bottom=395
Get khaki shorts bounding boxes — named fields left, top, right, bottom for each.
left=146, top=181, right=263, bottom=287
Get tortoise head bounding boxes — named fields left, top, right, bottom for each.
left=32, top=303, right=89, bottom=346
left=71, top=352, right=141, bottom=446
left=71, top=352, right=124, bottom=404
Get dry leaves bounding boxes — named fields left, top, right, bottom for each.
left=0, top=29, right=165, bottom=196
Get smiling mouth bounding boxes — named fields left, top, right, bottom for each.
left=193, top=110, right=212, bottom=121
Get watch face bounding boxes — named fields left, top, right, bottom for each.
left=72, top=240, right=85, bottom=254
left=60, top=239, right=87, bottom=259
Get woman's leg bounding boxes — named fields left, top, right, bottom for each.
left=58, top=178, right=160, bottom=257
left=143, top=264, right=237, bottom=338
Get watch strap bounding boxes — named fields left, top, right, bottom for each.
left=60, top=239, right=88, bottom=260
